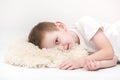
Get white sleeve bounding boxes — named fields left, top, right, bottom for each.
left=75, top=16, right=103, bottom=41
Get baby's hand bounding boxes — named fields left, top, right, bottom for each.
left=59, top=57, right=86, bottom=70
left=59, top=58, right=81, bottom=70
left=83, top=59, right=101, bottom=71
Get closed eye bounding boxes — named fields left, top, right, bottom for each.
left=55, top=37, right=60, bottom=45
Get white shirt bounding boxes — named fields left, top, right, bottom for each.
left=70, top=16, right=120, bottom=59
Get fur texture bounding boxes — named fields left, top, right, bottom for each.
left=5, top=38, right=88, bottom=68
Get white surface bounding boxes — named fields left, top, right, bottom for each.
left=0, top=62, right=120, bottom=80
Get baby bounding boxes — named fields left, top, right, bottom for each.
left=28, top=16, right=118, bottom=71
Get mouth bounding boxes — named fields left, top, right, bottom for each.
left=67, top=44, right=70, bottom=50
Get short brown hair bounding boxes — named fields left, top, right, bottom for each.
left=28, top=22, right=59, bottom=48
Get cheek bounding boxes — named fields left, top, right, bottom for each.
left=60, top=32, right=74, bottom=43
left=62, top=35, right=74, bottom=43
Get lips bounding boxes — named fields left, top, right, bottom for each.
left=67, top=44, right=70, bottom=50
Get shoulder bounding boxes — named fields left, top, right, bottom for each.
left=75, top=16, right=103, bottom=40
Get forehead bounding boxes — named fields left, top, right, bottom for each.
left=42, top=31, right=60, bottom=48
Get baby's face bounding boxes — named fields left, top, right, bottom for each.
left=41, top=30, right=77, bottom=51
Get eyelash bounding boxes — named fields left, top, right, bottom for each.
left=55, top=37, right=60, bottom=45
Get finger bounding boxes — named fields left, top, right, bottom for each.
left=86, top=59, right=96, bottom=71
left=59, top=63, right=65, bottom=69
left=59, top=60, right=69, bottom=68
left=85, top=60, right=92, bottom=70
left=95, top=61, right=101, bottom=69
left=59, top=63, right=67, bottom=69
left=60, top=64, right=72, bottom=70
left=83, top=60, right=90, bottom=70
left=89, top=60, right=96, bottom=69
left=83, top=64, right=89, bottom=71
left=83, top=60, right=89, bottom=70
left=81, top=60, right=86, bottom=67
left=67, top=66, right=75, bottom=70
left=89, top=60, right=100, bottom=71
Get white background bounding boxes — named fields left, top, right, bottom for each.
left=0, top=0, right=120, bottom=57
left=0, top=1, right=120, bottom=80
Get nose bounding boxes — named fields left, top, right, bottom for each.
left=56, top=44, right=68, bottom=51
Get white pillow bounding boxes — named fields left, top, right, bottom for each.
left=5, top=38, right=88, bottom=68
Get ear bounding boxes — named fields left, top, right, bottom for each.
left=55, top=21, right=67, bottom=31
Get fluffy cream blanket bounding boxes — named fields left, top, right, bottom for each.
left=5, top=38, right=88, bottom=68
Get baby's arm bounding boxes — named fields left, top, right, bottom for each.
left=88, top=29, right=114, bottom=61
left=58, top=56, right=118, bottom=70
left=83, top=56, right=118, bottom=71
left=99, top=56, right=118, bottom=68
